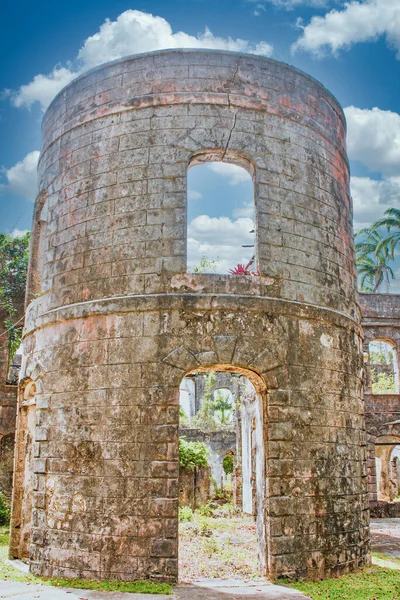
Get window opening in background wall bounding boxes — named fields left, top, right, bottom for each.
left=375, top=437, right=400, bottom=503
left=187, top=161, right=256, bottom=274
left=369, top=340, right=399, bottom=394
left=212, top=388, right=233, bottom=425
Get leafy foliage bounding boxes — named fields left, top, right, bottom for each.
left=213, top=389, right=233, bottom=425
left=372, top=372, right=396, bottom=394
left=194, top=255, right=218, bottom=273
left=196, top=502, right=214, bottom=517
left=374, top=207, right=400, bottom=260
left=222, top=454, right=234, bottom=475
left=179, top=437, right=208, bottom=470
left=355, top=228, right=394, bottom=292
left=0, top=232, right=30, bottom=367
left=369, top=341, right=397, bottom=393
left=370, top=349, right=394, bottom=365
left=0, top=493, right=10, bottom=526
left=179, top=506, right=194, bottom=522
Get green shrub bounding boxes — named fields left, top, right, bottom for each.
left=196, top=502, right=214, bottom=517
left=212, top=486, right=232, bottom=503
left=179, top=437, right=208, bottom=470
left=179, top=506, right=193, bottom=522
left=222, top=455, right=234, bottom=475
left=0, top=493, right=10, bottom=526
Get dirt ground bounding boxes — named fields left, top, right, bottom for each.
left=178, top=505, right=261, bottom=583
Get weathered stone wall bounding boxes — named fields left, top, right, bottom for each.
left=360, top=293, right=400, bottom=516
left=179, top=427, right=236, bottom=489
left=194, top=372, right=241, bottom=416
left=13, top=49, right=368, bottom=582
left=179, top=465, right=211, bottom=510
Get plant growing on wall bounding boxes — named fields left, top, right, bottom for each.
left=179, top=437, right=208, bottom=470
left=0, top=232, right=30, bottom=369
left=194, top=255, right=219, bottom=273
left=229, top=256, right=258, bottom=276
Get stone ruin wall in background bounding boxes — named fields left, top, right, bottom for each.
left=10, top=49, right=369, bottom=582
left=359, top=293, right=400, bottom=517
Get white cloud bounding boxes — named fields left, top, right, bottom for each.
left=232, top=201, right=254, bottom=218
left=292, top=0, right=400, bottom=58
left=11, top=10, right=273, bottom=110
left=252, top=0, right=330, bottom=10
left=1, top=151, right=39, bottom=200
left=78, top=11, right=273, bottom=69
left=188, top=190, right=203, bottom=201
left=9, top=228, right=30, bottom=238
left=187, top=214, right=255, bottom=272
left=344, top=105, right=400, bottom=240
left=351, top=176, right=400, bottom=231
left=12, top=67, right=77, bottom=110
left=208, top=162, right=252, bottom=185
left=345, top=106, right=400, bottom=177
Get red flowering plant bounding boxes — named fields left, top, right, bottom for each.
left=229, top=257, right=259, bottom=276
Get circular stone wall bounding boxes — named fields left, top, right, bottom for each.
left=11, top=49, right=369, bottom=581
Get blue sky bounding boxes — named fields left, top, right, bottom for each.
left=1, top=0, right=400, bottom=283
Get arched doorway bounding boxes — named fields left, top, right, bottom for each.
left=178, top=365, right=267, bottom=581
left=375, top=435, right=400, bottom=503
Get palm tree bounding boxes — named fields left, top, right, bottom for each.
left=355, top=228, right=395, bottom=292
left=374, top=208, right=400, bottom=259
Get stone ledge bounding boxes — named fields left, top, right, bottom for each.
left=24, top=292, right=362, bottom=338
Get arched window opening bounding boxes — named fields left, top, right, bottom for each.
left=179, top=376, right=196, bottom=426
left=187, top=159, right=256, bottom=275
left=369, top=340, right=399, bottom=394
left=178, top=367, right=266, bottom=581
left=9, top=379, right=37, bottom=560
left=212, top=388, right=234, bottom=425
left=26, top=191, right=48, bottom=306
left=375, top=436, right=400, bottom=503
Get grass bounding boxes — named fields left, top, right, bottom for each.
left=287, top=566, right=400, bottom=600
left=179, top=503, right=260, bottom=581
left=0, top=529, right=172, bottom=595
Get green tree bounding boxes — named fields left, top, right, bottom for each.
left=355, top=228, right=394, bottom=292
left=374, top=208, right=400, bottom=260
left=0, top=232, right=30, bottom=368
left=191, top=372, right=217, bottom=430
left=213, top=389, right=232, bottom=425
left=371, top=372, right=396, bottom=394
left=222, top=454, right=234, bottom=476
left=179, top=437, right=208, bottom=470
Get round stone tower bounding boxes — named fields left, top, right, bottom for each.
left=10, top=49, right=369, bottom=582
